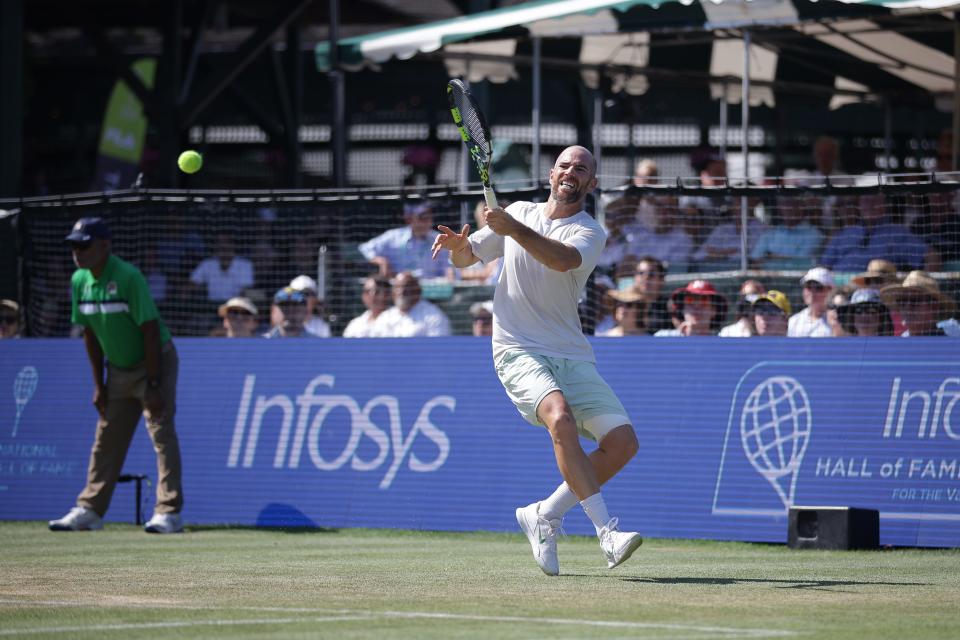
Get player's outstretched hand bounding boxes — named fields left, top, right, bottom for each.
left=432, top=224, right=471, bottom=260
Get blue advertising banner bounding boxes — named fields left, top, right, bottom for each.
left=1, top=338, right=958, bottom=547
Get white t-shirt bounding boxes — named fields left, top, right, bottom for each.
left=304, top=317, right=331, bottom=338
left=788, top=307, right=832, bottom=337
left=371, top=299, right=451, bottom=337
left=342, top=310, right=378, bottom=337
left=719, top=319, right=753, bottom=337
left=190, top=256, right=254, bottom=302
left=468, top=201, right=606, bottom=362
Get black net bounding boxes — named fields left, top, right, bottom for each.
left=5, top=175, right=960, bottom=339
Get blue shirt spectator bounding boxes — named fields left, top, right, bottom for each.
left=750, top=196, right=823, bottom=270
left=359, top=202, right=451, bottom=280
left=820, top=195, right=928, bottom=272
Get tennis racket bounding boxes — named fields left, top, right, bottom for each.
left=447, top=79, right=498, bottom=210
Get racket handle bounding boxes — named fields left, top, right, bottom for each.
left=483, top=187, right=498, bottom=210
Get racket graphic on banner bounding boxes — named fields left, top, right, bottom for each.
left=12, top=366, right=39, bottom=438
left=447, top=79, right=498, bottom=210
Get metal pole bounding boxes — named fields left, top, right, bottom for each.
left=740, top=31, right=751, bottom=272
left=953, top=13, right=959, bottom=170
left=532, top=37, right=542, bottom=188
left=329, top=0, right=346, bottom=187
left=884, top=100, right=893, bottom=172
left=593, top=89, right=604, bottom=224
left=719, top=87, right=728, bottom=160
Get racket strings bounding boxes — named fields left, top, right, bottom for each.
left=451, top=92, right=491, bottom=158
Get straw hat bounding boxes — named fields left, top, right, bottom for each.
left=880, top=271, right=957, bottom=319
left=608, top=289, right=644, bottom=304
left=852, top=259, right=899, bottom=288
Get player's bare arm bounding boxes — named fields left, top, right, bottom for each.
left=432, top=224, right=479, bottom=268
left=486, top=207, right=581, bottom=272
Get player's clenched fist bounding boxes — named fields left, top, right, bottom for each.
left=484, top=206, right=518, bottom=237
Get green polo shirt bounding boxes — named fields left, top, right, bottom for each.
left=71, top=254, right=171, bottom=368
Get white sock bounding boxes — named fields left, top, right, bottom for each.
left=539, top=482, right=579, bottom=521
left=580, top=492, right=611, bottom=535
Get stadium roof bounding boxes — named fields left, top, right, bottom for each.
left=315, top=0, right=960, bottom=105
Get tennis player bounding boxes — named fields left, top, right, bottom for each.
left=432, top=146, right=642, bottom=575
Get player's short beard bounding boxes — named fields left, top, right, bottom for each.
left=551, top=183, right=584, bottom=205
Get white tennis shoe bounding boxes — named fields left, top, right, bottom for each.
left=48, top=507, right=103, bottom=531
left=599, top=517, right=643, bottom=569
left=144, top=512, right=183, bottom=534
left=516, top=502, right=562, bottom=576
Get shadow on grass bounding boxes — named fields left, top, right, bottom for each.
left=621, top=576, right=930, bottom=591
left=185, top=524, right=340, bottom=534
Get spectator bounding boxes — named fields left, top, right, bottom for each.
left=342, top=276, right=392, bottom=338
left=719, top=279, right=766, bottom=337
left=49, top=217, right=183, bottom=534
left=625, top=195, right=693, bottom=273
left=631, top=158, right=659, bottom=231
left=750, top=196, right=823, bottom=270
left=632, top=158, right=659, bottom=186
left=826, top=290, right=851, bottom=337
left=851, top=258, right=900, bottom=290
left=679, top=148, right=729, bottom=242
left=655, top=279, right=728, bottom=337
left=838, top=288, right=894, bottom=337
left=598, top=195, right=641, bottom=270
left=632, top=256, right=672, bottom=334
left=372, top=272, right=451, bottom=337
left=693, top=207, right=767, bottom=272
left=288, top=274, right=331, bottom=338
left=811, top=136, right=842, bottom=229
left=752, top=290, right=791, bottom=337
left=910, top=192, right=960, bottom=269
left=359, top=201, right=451, bottom=280
left=470, top=300, right=495, bottom=337
left=189, top=233, right=254, bottom=303
left=819, top=194, right=930, bottom=273
left=588, top=274, right=617, bottom=336
left=788, top=267, right=834, bottom=337
left=880, top=271, right=958, bottom=337
left=263, top=287, right=312, bottom=338
left=599, top=290, right=647, bottom=336
left=217, top=296, right=259, bottom=338
left=0, top=299, right=21, bottom=338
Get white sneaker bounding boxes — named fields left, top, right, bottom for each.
left=144, top=512, right=183, bottom=534
left=516, top=502, right=562, bottom=576
left=48, top=507, right=103, bottom=531
left=599, top=517, right=643, bottom=569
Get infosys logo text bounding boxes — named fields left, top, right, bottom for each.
left=227, top=375, right=453, bottom=488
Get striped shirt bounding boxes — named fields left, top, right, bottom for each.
left=71, top=255, right=171, bottom=367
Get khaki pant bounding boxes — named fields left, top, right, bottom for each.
left=77, top=342, right=183, bottom=516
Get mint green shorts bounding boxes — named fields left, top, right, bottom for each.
left=494, top=349, right=631, bottom=442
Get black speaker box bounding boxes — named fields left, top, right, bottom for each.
left=788, top=506, right=879, bottom=550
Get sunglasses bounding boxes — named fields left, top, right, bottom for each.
left=69, top=241, right=92, bottom=251
left=226, top=309, right=254, bottom=318
left=898, top=295, right=935, bottom=308
left=854, top=304, right=882, bottom=315
left=803, top=282, right=827, bottom=292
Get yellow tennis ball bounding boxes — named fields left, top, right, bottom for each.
left=178, top=150, right=203, bottom=174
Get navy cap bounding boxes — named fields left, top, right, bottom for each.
left=65, top=217, right=112, bottom=243
left=274, top=287, right=307, bottom=304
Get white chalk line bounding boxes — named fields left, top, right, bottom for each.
left=0, top=598, right=798, bottom=638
